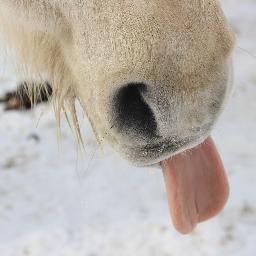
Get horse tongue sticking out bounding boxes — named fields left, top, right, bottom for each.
left=161, top=137, right=229, bottom=234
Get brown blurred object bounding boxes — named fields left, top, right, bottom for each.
left=0, top=82, right=52, bottom=111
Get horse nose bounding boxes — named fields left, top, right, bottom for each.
left=111, top=83, right=158, bottom=142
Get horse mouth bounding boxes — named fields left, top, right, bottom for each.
left=119, top=135, right=229, bottom=234
left=117, top=134, right=209, bottom=166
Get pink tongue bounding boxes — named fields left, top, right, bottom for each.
left=161, top=137, right=229, bottom=234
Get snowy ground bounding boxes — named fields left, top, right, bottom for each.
left=0, top=0, right=256, bottom=255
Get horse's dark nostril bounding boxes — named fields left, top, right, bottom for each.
left=112, top=83, right=157, bottom=140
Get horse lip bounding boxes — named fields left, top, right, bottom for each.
left=117, top=136, right=196, bottom=166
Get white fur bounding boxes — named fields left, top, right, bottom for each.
left=0, top=0, right=235, bottom=165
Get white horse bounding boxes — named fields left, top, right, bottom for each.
left=0, top=0, right=235, bottom=234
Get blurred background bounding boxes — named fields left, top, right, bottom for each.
left=0, top=0, right=256, bottom=255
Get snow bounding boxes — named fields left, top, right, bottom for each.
left=0, top=0, right=256, bottom=255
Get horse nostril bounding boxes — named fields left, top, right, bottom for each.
left=112, top=83, right=158, bottom=140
